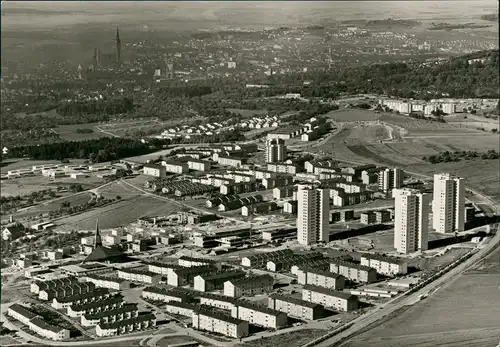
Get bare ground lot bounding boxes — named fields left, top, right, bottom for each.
left=325, top=109, right=382, bottom=122
left=343, top=271, right=500, bottom=347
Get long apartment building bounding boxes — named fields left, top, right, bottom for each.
left=360, top=254, right=408, bottom=276
left=52, top=288, right=112, bottom=310
left=194, top=271, right=246, bottom=292
left=231, top=301, right=288, bottom=329
left=165, top=301, right=197, bottom=317
left=241, top=249, right=294, bottom=267
left=297, top=186, right=329, bottom=245
left=81, top=303, right=138, bottom=327
left=67, top=295, right=124, bottom=318
left=223, top=274, right=274, bottom=298
left=7, top=303, right=70, bottom=341
left=296, top=267, right=346, bottom=290
left=329, top=261, right=377, bottom=283
left=117, top=268, right=161, bottom=285
left=432, top=173, right=465, bottom=233
left=192, top=309, right=249, bottom=339
left=393, top=188, right=430, bottom=254
left=302, top=285, right=359, bottom=312
left=142, top=286, right=194, bottom=303
left=178, top=256, right=214, bottom=268
left=268, top=294, right=324, bottom=320
left=96, top=313, right=156, bottom=337
left=198, top=293, right=238, bottom=311
left=82, top=274, right=131, bottom=291
left=146, top=261, right=182, bottom=276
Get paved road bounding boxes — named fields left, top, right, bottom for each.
left=311, top=225, right=500, bottom=347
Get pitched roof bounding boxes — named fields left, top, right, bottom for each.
left=70, top=295, right=123, bottom=312
left=8, top=304, right=38, bottom=320
left=29, top=318, right=66, bottom=333
left=236, top=301, right=285, bottom=316
left=228, top=274, right=273, bottom=286
left=82, top=245, right=124, bottom=263
left=98, top=313, right=156, bottom=330
left=84, top=303, right=137, bottom=320
left=194, top=309, right=245, bottom=325
left=198, top=270, right=246, bottom=282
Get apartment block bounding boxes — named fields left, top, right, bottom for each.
left=302, top=285, right=359, bottom=312
left=241, top=249, right=293, bottom=268
left=432, top=173, right=465, bottom=233
left=360, top=255, right=408, bottom=276
left=162, top=160, right=189, bottom=174
left=268, top=294, right=324, bottom=320
left=231, top=302, right=288, bottom=329
left=194, top=271, right=246, bottom=292
left=192, top=310, right=249, bottom=338
left=164, top=301, right=196, bottom=317
left=223, top=275, right=274, bottom=298
left=329, top=261, right=377, bottom=283
left=378, top=168, right=404, bottom=192
left=198, top=293, right=238, bottom=311
left=266, top=138, right=286, bottom=163
left=117, top=269, right=161, bottom=285
left=82, top=275, right=131, bottom=291
left=360, top=211, right=377, bottom=225
left=7, top=304, right=70, bottom=341
left=143, top=163, right=166, bottom=178
left=297, top=186, right=329, bottom=245
left=394, top=188, right=430, bottom=253
left=296, top=268, right=345, bottom=290
left=142, top=286, right=193, bottom=303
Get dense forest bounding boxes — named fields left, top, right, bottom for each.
left=271, top=49, right=499, bottom=99
left=6, top=137, right=154, bottom=162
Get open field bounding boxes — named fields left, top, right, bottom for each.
left=343, top=270, right=500, bottom=347
left=52, top=123, right=112, bottom=141
left=1, top=174, right=105, bottom=197
left=445, top=113, right=500, bottom=132
left=313, top=111, right=500, bottom=200
left=236, top=329, right=326, bottom=347
left=55, top=194, right=180, bottom=230
left=325, top=109, right=382, bottom=122
left=467, top=243, right=500, bottom=274
left=5, top=192, right=93, bottom=221
left=408, top=160, right=500, bottom=201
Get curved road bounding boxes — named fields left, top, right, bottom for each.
left=310, top=225, right=499, bottom=347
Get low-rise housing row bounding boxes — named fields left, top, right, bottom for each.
left=268, top=294, right=324, bottom=320
left=360, top=254, right=408, bottom=276
left=296, top=268, right=346, bottom=290
left=117, top=268, right=161, bottom=284
left=302, top=285, right=359, bottom=312
left=81, top=303, right=138, bottom=326
left=329, top=261, right=377, bottom=283
left=96, top=313, right=156, bottom=337
left=231, top=301, right=288, bottom=330
left=82, top=274, right=131, bottom=290
left=192, top=309, right=249, bottom=338
left=223, top=274, right=274, bottom=298
left=194, top=271, right=246, bottom=292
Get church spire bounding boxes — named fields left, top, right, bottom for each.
left=116, top=26, right=121, bottom=64
left=95, top=219, right=102, bottom=247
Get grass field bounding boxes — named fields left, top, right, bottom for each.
left=343, top=270, right=500, bottom=347
left=236, top=329, right=326, bottom=347
left=326, top=109, right=382, bottom=122
left=52, top=123, right=112, bottom=141
left=55, top=194, right=180, bottom=230
left=156, top=336, right=202, bottom=347
left=313, top=111, right=500, bottom=201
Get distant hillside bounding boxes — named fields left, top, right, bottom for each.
left=272, top=50, right=499, bottom=99
left=481, top=14, right=498, bottom=22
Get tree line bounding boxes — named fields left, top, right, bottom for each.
left=423, top=150, right=499, bottom=164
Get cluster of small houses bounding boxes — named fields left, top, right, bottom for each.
left=237, top=115, right=280, bottom=129
left=2, top=162, right=133, bottom=181
left=158, top=120, right=230, bottom=139
left=6, top=239, right=415, bottom=342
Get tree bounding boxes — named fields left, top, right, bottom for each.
left=116, top=195, right=122, bottom=200
left=61, top=201, right=70, bottom=208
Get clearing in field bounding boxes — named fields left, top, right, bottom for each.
left=52, top=123, right=112, bottom=141
left=342, top=271, right=500, bottom=347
